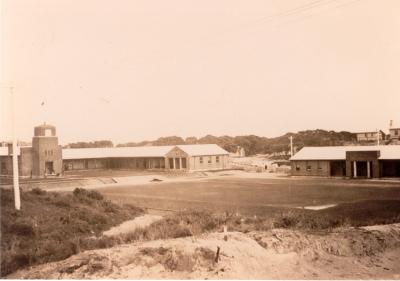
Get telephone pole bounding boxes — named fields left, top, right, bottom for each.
left=10, top=86, right=21, bottom=210
left=290, top=135, right=293, bottom=157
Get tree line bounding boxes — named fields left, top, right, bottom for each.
left=116, top=129, right=356, bottom=156
left=63, top=130, right=356, bottom=155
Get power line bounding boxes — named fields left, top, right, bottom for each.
left=275, top=0, right=364, bottom=29
left=201, top=0, right=344, bottom=42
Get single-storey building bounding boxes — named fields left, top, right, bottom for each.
left=62, top=144, right=230, bottom=172
left=0, top=124, right=230, bottom=178
left=354, top=130, right=385, bottom=142
left=290, top=145, right=400, bottom=178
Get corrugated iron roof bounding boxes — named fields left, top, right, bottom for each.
left=290, top=145, right=400, bottom=161
left=62, top=144, right=228, bottom=160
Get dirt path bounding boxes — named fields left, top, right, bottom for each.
left=8, top=223, right=400, bottom=279
left=103, top=215, right=163, bottom=236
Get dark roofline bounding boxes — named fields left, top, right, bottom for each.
left=354, top=130, right=385, bottom=134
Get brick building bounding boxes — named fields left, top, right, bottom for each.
left=0, top=124, right=63, bottom=177
left=290, top=145, right=400, bottom=178
left=0, top=124, right=230, bottom=178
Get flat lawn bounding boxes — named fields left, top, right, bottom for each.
left=97, top=177, right=400, bottom=215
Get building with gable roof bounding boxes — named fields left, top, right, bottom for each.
left=290, top=145, right=400, bottom=178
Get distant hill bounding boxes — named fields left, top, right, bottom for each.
left=117, top=129, right=357, bottom=156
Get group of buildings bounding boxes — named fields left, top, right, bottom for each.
left=291, top=124, right=400, bottom=178
left=354, top=127, right=400, bottom=144
left=0, top=124, right=230, bottom=178
left=1, top=123, right=400, bottom=179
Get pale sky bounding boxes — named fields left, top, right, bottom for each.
left=1, top=0, right=399, bottom=145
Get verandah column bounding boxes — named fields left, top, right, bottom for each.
left=353, top=161, right=357, bottom=178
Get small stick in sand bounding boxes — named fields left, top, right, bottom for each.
left=215, top=246, right=220, bottom=263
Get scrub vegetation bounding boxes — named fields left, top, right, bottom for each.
left=0, top=188, right=143, bottom=276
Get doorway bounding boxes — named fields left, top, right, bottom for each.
left=45, top=161, right=54, bottom=174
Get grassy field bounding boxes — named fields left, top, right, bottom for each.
left=97, top=176, right=400, bottom=235
left=97, top=177, right=400, bottom=215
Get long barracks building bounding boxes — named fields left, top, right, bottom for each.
left=0, top=124, right=230, bottom=178
left=290, top=145, right=400, bottom=178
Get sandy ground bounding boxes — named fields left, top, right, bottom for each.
left=103, top=215, right=163, bottom=236
left=8, top=223, right=400, bottom=279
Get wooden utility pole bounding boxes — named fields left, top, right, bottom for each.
left=10, top=87, right=21, bottom=210
left=290, top=136, right=293, bottom=157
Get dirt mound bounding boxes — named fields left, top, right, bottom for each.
left=8, top=224, right=400, bottom=279
left=250, top=223, right=400, bottom=258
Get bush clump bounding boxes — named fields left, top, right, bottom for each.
left=9, top=222, right=36, bottom=237
left=73, top=188, right=104, bottom=201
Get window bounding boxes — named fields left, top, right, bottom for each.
left=216, top=156, right=220, bottom=163
left=199, top=157, right=203, bottom=164
left=296, top=165, right=300, bottom=171
left=208, top=156, right=212, bottom=164
left=307, top=165, right=311, bottom=171
left=396, top=130, right=399, bottom=136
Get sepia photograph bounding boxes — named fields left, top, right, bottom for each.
left=1, top=0, right=400, bottom=279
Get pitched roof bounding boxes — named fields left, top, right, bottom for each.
left=176, top=144, right=229, bottom=156
left=290, top=145, right=400, bottom=161
left=354, top=130, right=385, bottom=134
left=62, top=144, right=228, bottom=160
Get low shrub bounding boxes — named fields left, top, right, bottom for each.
left=30, top=188, right=47, bottom=196
left=53, top=198, right=71, bottom=208
left=273, top=212, right=300, bottom=228
left=9, top=222, right=35, bottom=237
left=73, top=188, right=104, bottom=201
